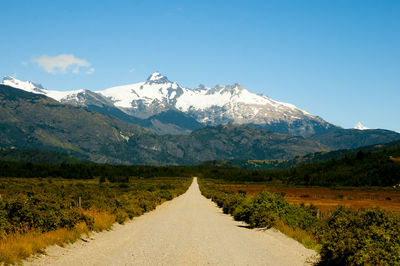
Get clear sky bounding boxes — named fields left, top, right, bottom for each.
left=1, top=0, right=399, bottom=132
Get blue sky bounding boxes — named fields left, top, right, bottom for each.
left=1, top=0, right=399, bottom=132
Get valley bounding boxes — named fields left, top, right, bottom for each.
left=0, top=142, right=399, bottom=265
left=2, top=2, right=399, bottom=265
left=23, top=178, right=316, bottom=266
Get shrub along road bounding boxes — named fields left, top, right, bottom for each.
left=25, top=178, right=316, bottom=266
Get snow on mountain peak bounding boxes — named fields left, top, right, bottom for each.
left=146, top=72, right=170, bottom=84
left=354, top=122, right=369, bottom=130
left=1, top=76, right=46, bottom=94
left=1, top=75, right=84, bottom=102
left=2, top=73, right=334, bottom=135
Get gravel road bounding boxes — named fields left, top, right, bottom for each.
left=25, top=178, right=317, bottom=266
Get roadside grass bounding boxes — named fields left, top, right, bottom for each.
left=0, top=177, right=191, bottom=264
left=0, top=210, right=118, bottom=264
left=0, top=222, right=88, bottom=265
left=274, top=220, right=321, bottom=252
left=199, top=178, right=400, bottom=265
left=80, top=209, right=116, bottom=232
left=390, top=156, right=400, bottom=163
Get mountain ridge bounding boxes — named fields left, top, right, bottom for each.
left=1, top=84, right=399, bottom=165
left=0, top=84, right=331, bottom=164
left=1, top=73, right=338, bottom=136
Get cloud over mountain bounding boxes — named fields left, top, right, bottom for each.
left=33, top=54, right=92, bottom=75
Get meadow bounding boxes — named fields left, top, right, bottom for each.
left=0, top=176, right=191, bottom=264
left=215, top=183, right=400, bottom=213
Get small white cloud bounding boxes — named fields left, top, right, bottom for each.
left=33, top=54, right=91, bottom=74
left=21, top=61, right=28, bottom=66
left=129, top=68, right=135, bottom=73
left=86, top=67, right=95, bottom=75
left=177, top=7, right=183, bottom=11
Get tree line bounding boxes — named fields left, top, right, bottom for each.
left=1, top=145, right=399, bottom=186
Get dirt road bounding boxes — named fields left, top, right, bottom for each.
left=25, top=178, right=317, bottom=265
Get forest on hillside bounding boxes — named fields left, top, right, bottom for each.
left=1, top=143, right=399, bottom=187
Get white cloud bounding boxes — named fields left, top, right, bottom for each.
left=129, top=68, right=135, bottom=73
left=21, top=61, right=28, bottom=66
left=86, top=67, right=95, bottom=75
left=33, top=54, right=91, bottom=74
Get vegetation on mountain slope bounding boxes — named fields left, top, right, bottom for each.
left=2, top=85, right=400, bottom=166
left=230, top=139, right=400, bottom=170
left=0, top=149, right=85, bottom=164
left=1, top=140, right=399, bottom=187
left=0, top=85, right=332, bottom=164
left=199, top=142, right=400, bottom=186
left=0, top=84, right=149, bottom=164
left=309, top=128, right=400, bottom=150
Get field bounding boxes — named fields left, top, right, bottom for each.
left=200, top=179, right=400, bottom=265
left=0, top=176, right=191, bottom=264
left=216, top=184, right=400, bottom=213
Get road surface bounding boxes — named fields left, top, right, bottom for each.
left=25, top=178, right=317, bottom=265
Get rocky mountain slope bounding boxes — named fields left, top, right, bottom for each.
left=309, top=128, right=400, bottom=150
left=1, top=85, right=399, bottom=165
left=0, top=84, right=335, bottom=164
left=2, top=73, right=338, bottom=136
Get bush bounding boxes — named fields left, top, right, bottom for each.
left=249, top=210, right=277, bottom=228
left=0, top=177, right=192, bottom=264
left=199, top=180, right=318, bottom=230
left=199, top=179, right=400, bottom=265
left=0, top=177, right=191, bottom=237
left=318, top=207, right=400, bottom=265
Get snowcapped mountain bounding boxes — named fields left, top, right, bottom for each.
left=354, top=122, right=369, bottom=130
left=2, top=76, right=46, bottom=94
left=1, top=73, right=338, bottom=136
left=1, top=75, right=84, bottom=101
left=93, top=72, right=338, bottom=135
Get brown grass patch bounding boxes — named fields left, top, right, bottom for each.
left=0, top=222, right=88, bottom=265
left=217, top=184, right=400, bottom=213
left=390, top=156, right=400, bottom=163
left=81, top=209, right=116, bottom=231
left=0, top=209, right=116, bottom=264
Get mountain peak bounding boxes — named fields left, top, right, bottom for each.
left=354, top=122, right=369, bottom=130
left=146, top=72, right=170, bottom=84
left=2, top=73, right=338, bottom=136
left=3, top=75, right=22, bottom=84
left=1, top=75, right=46, bottom=93
left=3, top=75, right=15, bottom=81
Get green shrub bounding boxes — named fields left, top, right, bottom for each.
left=0, top=177, right=191, bottom=239
left=199, top=179, right=400, bottom=265
left=249, top=210, right=277, bottom=228
left=233, top=198, right=253, bottom=223
left=318, top=207, right=400, bottom=265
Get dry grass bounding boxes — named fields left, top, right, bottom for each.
left=0, top=209, right=116, bottom=264
left=0, top=177, right=191, bottom=264
left=274, top=221, right=321, bottom=252
left=81, top=209, right=116, bottom=231
left=0, top=222, right=88, bottom=265
left=217, top=184, right=400, bottom=213
left=390, top=156, right=400, bottom=163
